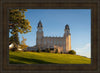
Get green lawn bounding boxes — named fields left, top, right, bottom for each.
left=9, top=51, right=91, bottom=64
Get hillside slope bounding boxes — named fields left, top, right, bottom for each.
left=9, top=51, right=91, bottom=64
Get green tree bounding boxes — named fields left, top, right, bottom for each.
left=9, top=9, right=31, bottom=45
left=9, top=36, right=14, bottom=44
left=68, top=50, right=76, bottom=55
left=10, top=33, right=20, bottom=45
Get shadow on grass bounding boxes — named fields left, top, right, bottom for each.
left=9, top=55, right=56, bottom=64
left=9, top=60, right=27, bottom=64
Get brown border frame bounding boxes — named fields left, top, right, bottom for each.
left=0, top=0, right=100, bottom=73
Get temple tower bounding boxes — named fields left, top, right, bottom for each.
left=36, top=21, right=44, bottom=47
left=64, top=24, right=71, bottom=53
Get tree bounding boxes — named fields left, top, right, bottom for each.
left=9, top=34, right=20, bottom=51
left=9, top=9, right=31, bottom=45
left=13, top=32, right=20, bottom=45
left=9, top=36, right=14, bottom=44
left=9, top=33, right=20, bottom=44
left=68, top=50, right=76, bottom=55
left=9, top=9, right=31, bottom=34
left=20, top=36, right=28, bottom=50
left=20, top=44, right=28, bottom=50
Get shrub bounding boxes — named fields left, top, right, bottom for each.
left=23, top=50, right=26, bottom=52
left=48, top=48, right=51, bottom=53
left=37, top=47, right=41, bottom=52
left=55, top=49, right=58, bottom=53
left=61, top=51, right=63, bottom=54
left=68, top=50, right=76, bottom=55
left=45, top=49, right=48, bottom=52
left=20, top=44, right=28, bottom=50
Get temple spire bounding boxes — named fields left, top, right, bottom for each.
left=65, top=24, right=70, bottom=30
left=38, top=20, right=43, bottom=27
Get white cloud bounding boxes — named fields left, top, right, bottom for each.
left=81, top=43, right=90, bottom=49
left=75, top=43, right=91, bottom=58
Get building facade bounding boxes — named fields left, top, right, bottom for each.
left=36, top=21, right=71, bottom=53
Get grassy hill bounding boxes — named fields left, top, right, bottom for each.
left=9, top=51, right=91, bottom=64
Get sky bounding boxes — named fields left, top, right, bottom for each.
left=10, top=9, right=91, bottom=58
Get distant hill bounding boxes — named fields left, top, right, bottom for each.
left=9, top=51, right=91, bottom=64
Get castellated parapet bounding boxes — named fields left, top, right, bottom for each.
left=36, top=21, right=71, bottom=53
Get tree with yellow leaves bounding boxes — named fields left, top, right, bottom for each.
left=9, top=9, right=31, bottom=46
left=20, top=36, right=28, bottom=50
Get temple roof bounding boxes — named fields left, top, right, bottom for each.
left=65, top=24, right=70, bottom=30
left=38, top=20, right=43, bottom=27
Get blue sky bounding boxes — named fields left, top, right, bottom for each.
left=10, top=9, right=91, bottom=58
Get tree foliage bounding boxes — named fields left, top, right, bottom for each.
left=68, top=50, right=76, bottom=55
left=9, top=36, right=14, bottom=44
left=20, top=44, right=28, bottom=50
left=9, top=9, right=31, bottom=47
left=9, top=33, right=20, bottom=45
left=9, top=9, right=32, bottom=34
left=20, top=36, right=28, bottom=49
left=21, top=36, right=27, bottom=45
